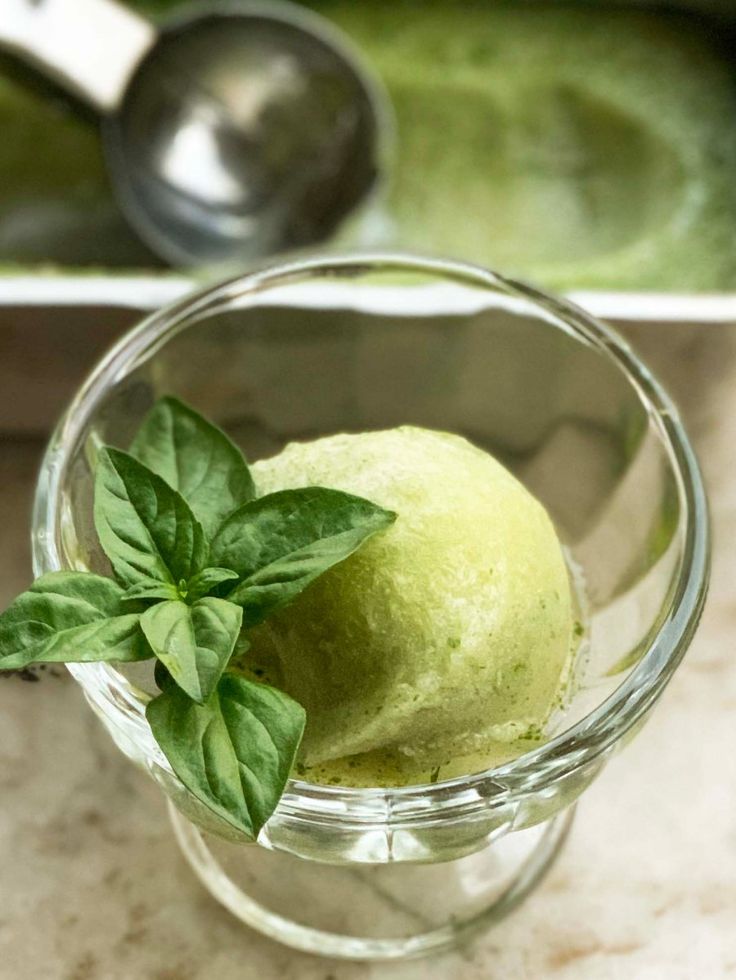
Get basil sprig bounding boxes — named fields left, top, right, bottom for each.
left=0, top=397, right=396, bottom=838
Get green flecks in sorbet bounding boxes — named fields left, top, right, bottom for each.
left=233, top=427, right=576, bottom=788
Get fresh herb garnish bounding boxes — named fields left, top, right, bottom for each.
left=140, top=596, right=242, bottom=704
left=0, top=397, right=396, bottom=838
left=0, top=572, right=149, bottom=671
left=211, top=487, right=399, bottom=626
left=94, top=447, right=208, bottom=590
left=147, top=670, right=305, bottom=840
left=130, top=396, right=256, bottom=537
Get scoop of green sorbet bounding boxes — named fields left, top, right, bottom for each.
left=242, top=427, right=574, bottom=786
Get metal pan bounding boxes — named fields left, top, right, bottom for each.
left=1, top=0, right=734, bottom=433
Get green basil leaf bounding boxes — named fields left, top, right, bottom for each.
left=0, top=613, right=148, bottom=670
left=123, top=582, right=180, bottom=603
left=184, top=567, right=239, bottom=603
left=94, top=447, right=207, bottom=589
left=0, top=572, right=124, bottom=648
left=147, top=672, right=305, bottom=838
left=1, top=571, right=128, bottom=623
left=141, top=598, right=242, bottom=703
left=0, top=571, right=151, bottom=669
left=211, top=488, right=396, bottom=625
left=130, top=396, right=255, bottom=537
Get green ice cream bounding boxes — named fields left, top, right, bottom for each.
left=3, top=2, right=736, bottom=290
left=314, top=0, right=736, bottom=292
left=239, top=427, right=574, bottom=787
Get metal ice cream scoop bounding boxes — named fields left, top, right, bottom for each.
left=0, top=0, right=390, bottom=265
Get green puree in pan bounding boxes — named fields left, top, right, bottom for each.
left=2, top=1, right=736, bottom=290
left=317, top=1, right=736, bottom=292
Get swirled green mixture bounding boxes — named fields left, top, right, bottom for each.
left=313, top=0, right=736, bottom=291
left=2, top=1, right=736, bottom=290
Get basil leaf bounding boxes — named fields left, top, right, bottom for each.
left=130, top=397, right=255, bottom=537
left=141, top=598, right=242, bottom=703
left=147, top=672, right=305, bottom=838
left=2, top=571, right=128, bottom=623
left=94, top=448, right=207, bottom=589
left=211, top=488, right=396, bottom=625
left=0, top=614, right=147, bottom=670
left=123, top=582, right=180, bottom=603
left=0, top=572, right=150, bottom=671
left=184, top=567, right=239, bottom=603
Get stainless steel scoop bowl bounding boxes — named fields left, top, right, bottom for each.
left=0, top=0, right=391, bottom=266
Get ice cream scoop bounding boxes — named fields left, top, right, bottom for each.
left=242, top=427, right=575, bottom=785
left=0, top=0, right=388, bottom=266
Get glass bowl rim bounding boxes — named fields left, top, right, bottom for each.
left=31, top=252, right=710, bottom=831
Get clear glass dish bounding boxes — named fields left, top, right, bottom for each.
left=31, top=254, right=709, bottom=960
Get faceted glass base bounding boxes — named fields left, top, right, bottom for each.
left=168, top=801, right=575, bottom=961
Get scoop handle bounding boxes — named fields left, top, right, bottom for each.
left=0, top=0, right=155, bottom=113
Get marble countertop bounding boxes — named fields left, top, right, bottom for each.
left=0, top=319, right=734, bottom=980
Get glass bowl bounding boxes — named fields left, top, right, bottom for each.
left=32, top=254, right=709, bottom=960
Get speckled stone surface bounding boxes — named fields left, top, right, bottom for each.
left=1, top=320, right=735, bottom=979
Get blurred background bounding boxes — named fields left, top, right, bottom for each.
left=1, top=0, right=735, bottom=430
left=1, top=0, right=734, bottom=287
left=1, top=1, right=736, bottom=977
